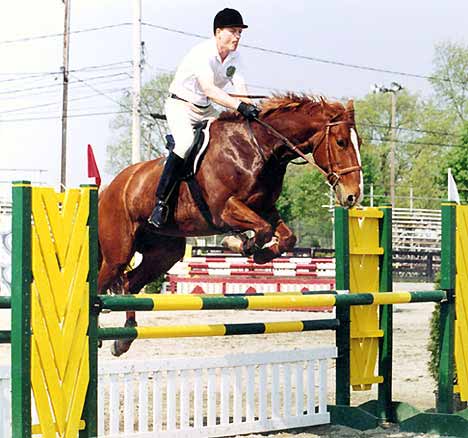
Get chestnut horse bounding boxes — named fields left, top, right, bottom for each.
left=98, top=94, right=363, bottom=355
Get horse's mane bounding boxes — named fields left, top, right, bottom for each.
left=218, top=93, right=344, bottom=122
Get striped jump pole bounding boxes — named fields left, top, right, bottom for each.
left=98, top=319, right=340, bottom=341
left=97, top=290, right=446, bottom=312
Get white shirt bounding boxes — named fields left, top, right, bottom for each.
left=169, top=38, right=246, bottom=106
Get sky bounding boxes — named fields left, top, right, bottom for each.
left=0, top=0, right=467, bottom=197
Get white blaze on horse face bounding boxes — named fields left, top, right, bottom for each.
left=350, top=128, right=364, bottom=203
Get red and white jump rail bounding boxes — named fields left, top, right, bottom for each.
left=164, top=257, right=336, bottom=296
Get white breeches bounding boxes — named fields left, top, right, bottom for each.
left=165, top=97, right=218, bottom=159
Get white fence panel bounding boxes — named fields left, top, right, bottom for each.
left=0, top=347, right=336, bottom=438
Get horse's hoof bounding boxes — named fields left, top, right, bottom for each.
left=221, top=235, right=244, bottom=253
left=253, top=249, right=274, bottom=264
left=111, top=341, right=123, bottom=357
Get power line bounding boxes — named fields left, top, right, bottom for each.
left=0, top=80, right=131, bottom=101
left=360, top=122, right=458, bottom=138
left=0, top=72, right=131, bottom=96
left=0, top=23, right=131, bottom=45
left=0, top=110, right=129, bottom=123
left=362, top=136, right=460, bottom=149
left=67, top=73, right=155, bottom=124
left=0, top=61, right=132, bottom=84
left=0, top=88, right=130, bottom=115
left=143, top=22, right=464, bottom=86
left=2, top=20, right=463, bottom=86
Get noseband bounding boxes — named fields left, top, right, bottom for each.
left=252, top=118, right=362, bottom=188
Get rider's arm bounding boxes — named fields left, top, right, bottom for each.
left=231, top=68, right=253, bottom=105
left=197, top=73, right=241, bottom=109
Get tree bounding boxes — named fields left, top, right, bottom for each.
left=354, top=91, right=457, bottom=209
left=442, top=122, right=468, bottom=203
left=106, top=73, right=173, bottom=175
left=276, top=165, right=333, bottom=247
left=430, top=41, right=468, bottom=123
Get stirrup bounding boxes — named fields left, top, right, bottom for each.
left=148, top=201, right=169, bottom=228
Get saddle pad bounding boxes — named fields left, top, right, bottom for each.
left=193, top=118, right=215, bottom=175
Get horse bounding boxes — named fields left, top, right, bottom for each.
left=98, top=94, right=363, bottom=356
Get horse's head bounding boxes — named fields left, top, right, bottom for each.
left=258, top=95, right=363, bottom=207
left=309, top=99, right=363, bottom=208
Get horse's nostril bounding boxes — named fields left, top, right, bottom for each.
left=347, top=195, right=355, bottom=204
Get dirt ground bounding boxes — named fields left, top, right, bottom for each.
left=0, top=282, right=461, bottom=437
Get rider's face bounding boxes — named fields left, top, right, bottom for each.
left=216, top=27, right=243, bottom=52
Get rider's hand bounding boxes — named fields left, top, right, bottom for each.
left=237, top=102, right=260, bottom=120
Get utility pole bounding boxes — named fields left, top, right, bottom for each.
left=389, top=90, right=397, bottom=206
left=60, top=0, right=71, bottom=191
left=132, top=0, right=142, bottom=164
left=372, top=82, right=403, bottom=207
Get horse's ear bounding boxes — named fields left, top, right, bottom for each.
left=346, top=99, right=354, bottom=111
left=346, top=99, right=355, bottom=121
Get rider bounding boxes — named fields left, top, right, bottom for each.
left=148, top=8, right=260, bottom=228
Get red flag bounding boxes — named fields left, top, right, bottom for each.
left=87, top=144, right=101, bottom=188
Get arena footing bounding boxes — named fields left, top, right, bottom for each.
left=330, top=401, right=468, bottom=436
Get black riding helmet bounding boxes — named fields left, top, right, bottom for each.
left=213, top=8, right=248, bottom=35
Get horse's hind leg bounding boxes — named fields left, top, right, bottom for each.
left=111, top=235, right=186, bottom=357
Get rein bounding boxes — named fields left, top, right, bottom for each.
left=250, top=117, right=361, bottom=188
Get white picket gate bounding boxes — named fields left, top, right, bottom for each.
left=0, top=347, right=336, bottom=437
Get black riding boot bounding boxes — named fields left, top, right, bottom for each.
left=148, top=152, right=185, bottom=228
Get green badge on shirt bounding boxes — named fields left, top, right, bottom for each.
left=226, top=66, right=236, bottom=78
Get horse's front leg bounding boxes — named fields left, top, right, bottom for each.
left=253, top=215, right=297, bottom=264
left=220, top=197, right=273, bottom=255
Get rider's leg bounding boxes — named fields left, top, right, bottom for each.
left=148, top=98, right=193, bottom=228
left=148, top=151, right=185, bottom=227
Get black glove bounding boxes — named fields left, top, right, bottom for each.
left=237, top=102, right=260, bottom=120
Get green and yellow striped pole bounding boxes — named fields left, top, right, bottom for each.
left=97, top=291, right=445, bottom=312
left=98, top=319, right=340, bottom=341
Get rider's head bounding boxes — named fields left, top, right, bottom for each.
left=213, top=8, right=248, bottom=51
left=213, top=8, right=248, bottom=35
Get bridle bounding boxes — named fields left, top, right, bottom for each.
left=249, top=116, right=362, bottom=188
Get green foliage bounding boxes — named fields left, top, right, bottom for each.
left=440, top=122, right=468, bottom=202
left=428, top=303, right=441, bottom=382
left=276, top=165, right=333, bottom=247
left=430, top=40, right=468, bottom=122
left=143, top=275, right=166, bottom=294
left=355, top=91, right=455, bottom=208
left=106, top=73, right=173, bottom=175
left=428, top=271, right=441, bottom=382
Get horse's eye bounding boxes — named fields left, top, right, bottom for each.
left=336, top=138, right=347, bottom=148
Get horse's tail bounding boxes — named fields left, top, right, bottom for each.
left=97, top=239, right=103, bottom=270
left=97, top=187, right=104, bottom=270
